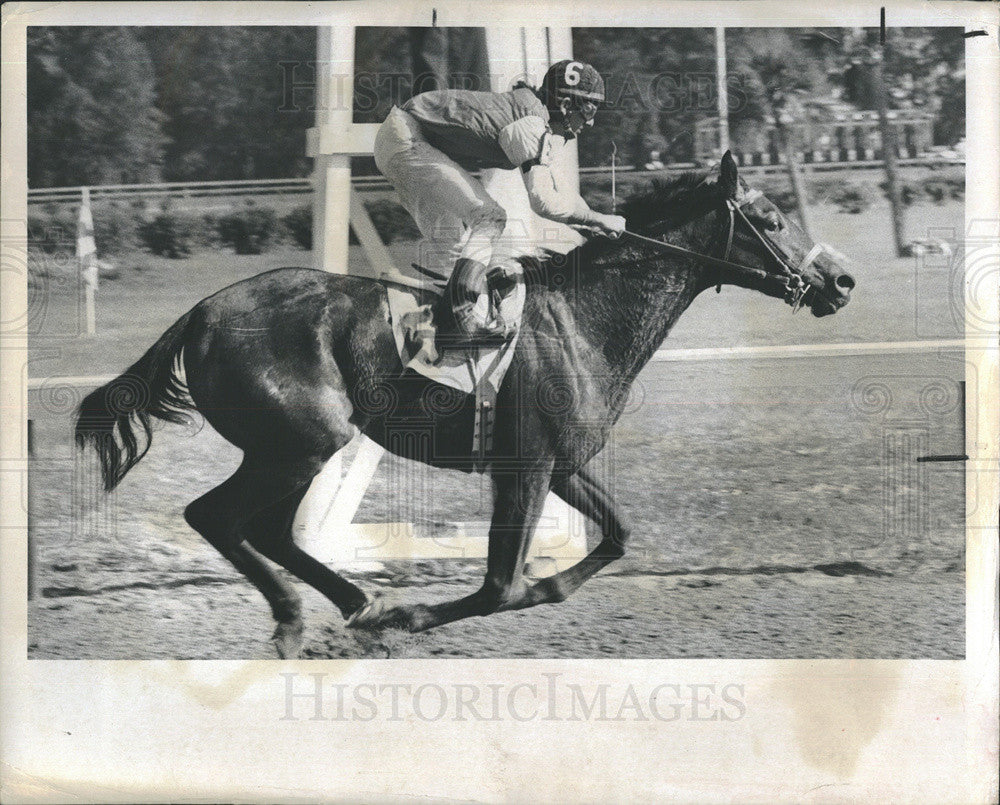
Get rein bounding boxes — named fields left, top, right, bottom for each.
left=621, top=189, right=829, bottom=314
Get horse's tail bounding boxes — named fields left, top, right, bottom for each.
left=74, top=310, right=197, bottom=491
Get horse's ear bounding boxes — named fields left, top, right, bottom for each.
left=719, top=150, right=739, bottom=199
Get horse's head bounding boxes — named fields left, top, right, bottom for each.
left=713, top=151, right=855, bottom=316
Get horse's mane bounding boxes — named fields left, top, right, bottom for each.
left=618, top=170, right=717, bottom=229
left=518, top=167, right=718, bottom=277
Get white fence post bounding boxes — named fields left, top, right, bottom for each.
left=77, top=187, right=97, bottom=336
left=296, top=25, right=355, bottom=548
left=310, top=25, right=355, bottom=275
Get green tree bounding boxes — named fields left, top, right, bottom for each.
left=27, top=27, right=165, bottom=187
left=920, top=29, right=965, bottom=147
left=728, top=29, right=825, bottom=239
left=831, top=27, right=964, bottom=255
left=838, top=27, right=965, bottom=145
left=573, top=29, right=715, bottom=168
left=140, top=27, right=315, bottom=180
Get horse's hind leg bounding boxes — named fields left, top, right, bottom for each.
left=242, top=485, right=370, bottom=620
left=183, top=457, right=325, bottom=658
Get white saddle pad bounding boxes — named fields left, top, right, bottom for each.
left=385, top=266, right=525, bottom=396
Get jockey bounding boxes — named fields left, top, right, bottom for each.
left=373, top=59, right=626, bottom=349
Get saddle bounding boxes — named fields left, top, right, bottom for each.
left=383, top=261, right=526, bottom=467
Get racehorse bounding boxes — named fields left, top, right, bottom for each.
left=75, top=153, right=855, bottom=658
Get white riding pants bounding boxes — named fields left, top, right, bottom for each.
left=373, top=107, right=510, bottom=274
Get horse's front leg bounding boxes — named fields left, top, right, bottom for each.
left=347, top=462, right=554, bottom=632
left=513, top=466, right=631, bottom=609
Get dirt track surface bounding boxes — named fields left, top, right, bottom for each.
left=30, top=567, right=963, bottom=660
left=28, top=352, right=965, bottom=660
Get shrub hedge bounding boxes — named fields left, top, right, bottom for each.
left=27, top=208, right=77, bottom=253
left=364, top=199, right=422, bottom=244
left=283, top=205, right=312, bottom=250
left=92, top=201, right=140, bottom=253
left=216, top=204, right=279, bottom=255
left=137, top=211, right=204, bottom=257
left=283, top=200, right=421, bottom=250
left=823, top=184, right=877, bottom=214
left=26, top=170, right=963, bottom=259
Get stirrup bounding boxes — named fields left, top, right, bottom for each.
left=437, top=324, right=516, bottom=352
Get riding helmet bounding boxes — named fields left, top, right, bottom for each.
left=542, top=59, right=606, bottom=107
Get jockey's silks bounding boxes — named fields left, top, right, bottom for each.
left=402, top=88, right=551, bottom=172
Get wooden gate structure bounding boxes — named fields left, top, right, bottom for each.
left=294, top=24, right=588, bottom=571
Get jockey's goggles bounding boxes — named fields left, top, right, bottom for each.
left=577, top=100, right=598, bottom=123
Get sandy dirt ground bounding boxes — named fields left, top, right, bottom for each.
left=27, top=352, right=965, bottom=660
left=26, top=201, right=968, bottom=659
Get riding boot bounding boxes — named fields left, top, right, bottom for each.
left=434, top=258, right=516, bottom=354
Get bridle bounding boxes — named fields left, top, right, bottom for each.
left=719, top=189, right=824, bottom=313
left=621, top=187, right=833, bottom=314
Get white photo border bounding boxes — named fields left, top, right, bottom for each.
left=1, top=1, right=996, bottom=801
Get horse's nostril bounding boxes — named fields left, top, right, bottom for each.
left=836, top=274, right=855, bottom=292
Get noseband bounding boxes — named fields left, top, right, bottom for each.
left=623, top=188, right=832, bottom=314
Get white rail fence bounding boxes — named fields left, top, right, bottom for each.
left=27, top=156, right=962, bottom=206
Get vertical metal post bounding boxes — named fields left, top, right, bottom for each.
left=27, top=419, right=36, bottom=601
left=610, top=142, right=617, bottom=213
left=715, top=27, right=730, bottom=155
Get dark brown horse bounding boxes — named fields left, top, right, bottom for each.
left=75, top=153, right=854, bottom=657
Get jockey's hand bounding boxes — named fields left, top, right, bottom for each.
left=593, top=213, right=626, bottom=239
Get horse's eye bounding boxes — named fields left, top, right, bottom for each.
left=765, top=215, right=782, bottom=232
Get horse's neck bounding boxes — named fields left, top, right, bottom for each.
left=567, top=221, right=714, bottom=383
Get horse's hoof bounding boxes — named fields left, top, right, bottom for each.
left=346, top=597, right=390, bottom=630
left=347, top=598, right=416, bottom=631
left=272, top=620, right=304, bottom=659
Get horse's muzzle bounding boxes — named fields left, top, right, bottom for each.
left=810, top=271, right=855, bottom=317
